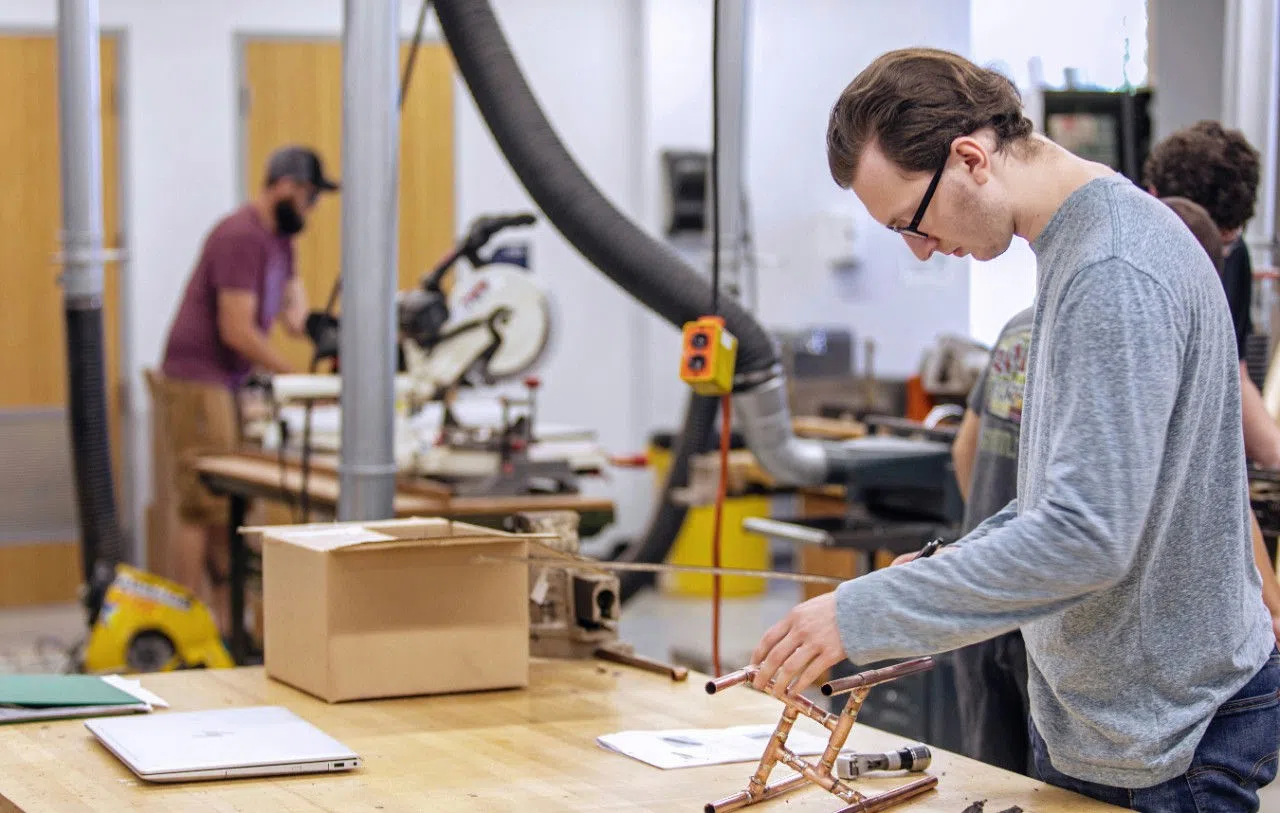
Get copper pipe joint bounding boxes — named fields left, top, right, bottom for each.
left=831, top=774, right=939, bottom=813
left=706, top=668, right=839, bottom=730
left=821, top=657, right=935, bottom=697
left=704, top=773, right=809, bottom=813
left=706, top=666, right=758, bottom=694
left=788, top=692, right=840, bottom=730
left=776, top=746, right=851, bottom=798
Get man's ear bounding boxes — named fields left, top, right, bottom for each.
left=952, top=135, right=992, bottom=183
left=1146, top=184, right=1158, bottom=195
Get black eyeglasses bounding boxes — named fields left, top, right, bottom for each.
left=888, top=162, right=946, bottom=240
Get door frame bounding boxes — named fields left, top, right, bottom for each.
left=0, top=25, right=138, bottom=588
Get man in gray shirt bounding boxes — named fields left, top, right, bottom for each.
left=750, top=48, right=1279, bottom=811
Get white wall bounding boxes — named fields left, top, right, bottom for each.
left=638, top=0, right=974, bottom=434
left=6, top=0, right=984, bottom=558
left=448, top=0, right=653, bottom=545
left=1, top=0, right=655, bottom=554
left=1148, top=0, right=1225, bottom=140
left=967, top=0, right=1149, bottom=346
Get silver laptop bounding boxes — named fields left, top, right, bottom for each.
left=85, top=705, right=360, bottom=783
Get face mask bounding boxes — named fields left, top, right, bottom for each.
left=274, top=199, right=305, bottom=236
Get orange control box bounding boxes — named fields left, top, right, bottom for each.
left=680, top=315, right=737, bottom=396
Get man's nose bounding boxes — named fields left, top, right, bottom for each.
left=904, top=235, right=937, bottom=262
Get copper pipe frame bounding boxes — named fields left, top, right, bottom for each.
left=820, top=657, right=935, bottom=697
left=705, top=657, right=939, bottom=813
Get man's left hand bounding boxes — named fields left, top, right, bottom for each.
left=750, top=591, right=847, bottom=698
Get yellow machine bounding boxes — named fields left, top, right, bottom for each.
left=680, top=315, right=737, bottom=396
left=81, top=564, right=233, bottom=674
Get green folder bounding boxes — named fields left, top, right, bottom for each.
left=0, top=675, right=141, bottom=708
left=0, top=675, right=152, bottom=724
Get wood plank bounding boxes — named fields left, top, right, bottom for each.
left=235, top=446, right=453, bottom=499
left=0, top=661, right=1121, bottom=812
left=0, top=542, right=80, bottom=607
left=193, top=453, right=615, bottom=519
left=792, top=415, right=867, bottom=440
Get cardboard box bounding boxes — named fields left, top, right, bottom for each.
left=252, top=517, right=532, bottom=702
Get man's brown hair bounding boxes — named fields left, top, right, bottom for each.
left=1161, top=196, right=1225, bottom=278
left=1143, top=120, right=1260, bottom=231
left=826, top=48, right=1035, bottom=188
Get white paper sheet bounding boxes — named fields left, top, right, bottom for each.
left=100, top=675, right=169, bottom=709
left=597, top=724, right=835, bottom=770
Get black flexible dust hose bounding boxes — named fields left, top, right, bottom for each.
left=432, top=0, right=846, bottom=596
left=65, top=307, right=125, bottom=624
left=432, top=0, right=768, bottom=601
left=617, top=394, right=719, bottom=602
left=432, top=0, right=779, bottom=378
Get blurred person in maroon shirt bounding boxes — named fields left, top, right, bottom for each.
left=155, top=145, right=337, bottom=633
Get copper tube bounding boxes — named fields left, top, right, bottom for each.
left=817, top=695, right=859, bottom=774
left=707, top=668, right=840, bottom=730
left=839, top=688, right=870, bottom=725
left=831, top=774, right=939, bottom=813
left=704, top=773, right=809, bottom=813
left=820, top=657, right=935, bottom=697
left=706, top=666, right=757, bottom=694
left=786, top=691, right=840, bottom=730
left=595, top=645, right=689, bottom=681
left=704, top=790, right=753, bottom=813
left=776, top=746, right=851, bottom=797
left=749, top=705, right=799, bottom=793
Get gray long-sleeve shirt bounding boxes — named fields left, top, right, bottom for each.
left=835, top=174, right=1274, bottom=788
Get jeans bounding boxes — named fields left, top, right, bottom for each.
left=1031, top=649, right=1280, bottom=812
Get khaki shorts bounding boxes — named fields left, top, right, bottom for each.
left=153, top=375, right=240, bottom=526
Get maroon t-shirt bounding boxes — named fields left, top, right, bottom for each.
left=161, top=204, right=295, bottom=391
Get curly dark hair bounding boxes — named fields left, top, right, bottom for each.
left=827, top=48, right=1034, bottom=187
left=1142, top=120, right=1260, bottom=231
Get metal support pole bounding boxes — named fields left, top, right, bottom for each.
left=712, top=0, right=753, bottom=309
left=1223, top=0, right=1280, bottom=272
left=57, top=0, right=106, bottom=308
left=58, top=0, right=126, bottom=616
left=338, top=0, right=401, bottom=520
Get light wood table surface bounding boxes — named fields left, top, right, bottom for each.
left=0, top=660, right=1121, bottom=812
left=195, top=452, right=617, bottom=526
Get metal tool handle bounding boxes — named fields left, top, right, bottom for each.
left=835, top=744, right=932, bottom=779
left=742, top=517, right=834, bottom=547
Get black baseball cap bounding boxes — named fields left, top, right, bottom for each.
left=265, top=146, right=340, bottom=192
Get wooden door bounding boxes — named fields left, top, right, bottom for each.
left=241, top=38, right=456, bottom=372
left=0, top=34, right=123, bottom=607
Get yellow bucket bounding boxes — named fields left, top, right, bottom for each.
left=649, top=439, right=770, bottom=597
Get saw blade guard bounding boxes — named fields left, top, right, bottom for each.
left=446, top=262, right=553, bottom=380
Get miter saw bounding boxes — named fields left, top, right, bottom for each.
left=290, top=212, right=587, bottom=493
left=306, top=211, right=551, bottom=401
left=394, top=212, right=552, bottom=405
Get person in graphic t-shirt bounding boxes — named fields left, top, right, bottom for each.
left=155, top=145, right=338, bottom=632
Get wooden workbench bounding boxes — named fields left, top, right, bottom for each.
left=195, top=452, right=617, bottom=532
left=0, top=660, right=1119, bottom=813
